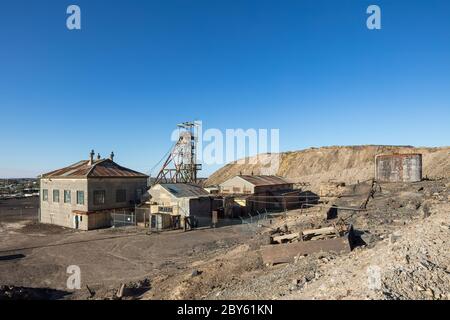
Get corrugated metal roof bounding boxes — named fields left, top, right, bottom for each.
left=41, top=159, right=148, bottom=178
left=160, top=183, right=209, bottom=198
left=238, top=175, right=291, bottom=186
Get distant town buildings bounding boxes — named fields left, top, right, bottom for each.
left=0, top=178, right=39, bottom=199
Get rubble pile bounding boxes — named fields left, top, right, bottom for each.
left=165, top=178, right=449, bottom=300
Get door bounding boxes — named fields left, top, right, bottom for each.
left=150, top=215, right=157, bottom=230
left=74, top=216, right=79, bottom=229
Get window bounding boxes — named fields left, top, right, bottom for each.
left=76, top=191, right=84, bottom=205
left=116, top=189, right=126, bottom=203
left=64, top=190, right=71, bottom=203
left=42, top=189, right=48, bottom=201
left=53, top=190, right=60, bottom=203
left=136, top=188, right=143, bottom=201
left=93, top=190, right=106, bottom=205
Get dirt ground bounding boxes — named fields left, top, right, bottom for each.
left=0, top=208, right=256, bottom=300
left=0, top=179, right=449, bottom=300
left=143, top=178, right=450, bottom=300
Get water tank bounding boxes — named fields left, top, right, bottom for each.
left=375, top=154, right=422, bottom=182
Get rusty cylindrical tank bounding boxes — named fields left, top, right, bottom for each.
left=375, top=154, right=423, bottom=183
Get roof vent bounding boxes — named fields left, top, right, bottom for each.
left=110, top=151, right=115, bottom=161
left=97, top=153, right=101, bottom=160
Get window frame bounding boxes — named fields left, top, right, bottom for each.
left=135, top=188, right=143, bottom=201
left=53, top=189, right=60, bottom=203
left=64, top=190, right=71, bottom=204
left=93, top=190, right=106, bottom=205
left=76, top=191, right=85, bottom=205
left=42, top=189, right=48, bottom=201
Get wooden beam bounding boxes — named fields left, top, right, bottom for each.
left=271, top=232, right=301, bottom=244
left=302, top=227, right=336, bottom=237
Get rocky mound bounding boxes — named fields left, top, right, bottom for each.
left=205, top=145, right=450, bottom=191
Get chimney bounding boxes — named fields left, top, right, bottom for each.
left=110, top=151, right=115, bottom=161
left=89, top=150, right=95, bottom=165
left=97, top=153, right=101, bottom=160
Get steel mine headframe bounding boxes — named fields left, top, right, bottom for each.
left=153, top=121, right=202, bottom=185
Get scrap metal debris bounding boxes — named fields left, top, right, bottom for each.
left=262, top=225, right=355, bottom=265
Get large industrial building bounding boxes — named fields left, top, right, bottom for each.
left=39, top=151, right=148, bottom=230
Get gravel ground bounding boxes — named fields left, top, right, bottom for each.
left=142, top=179, right=449, bottom=300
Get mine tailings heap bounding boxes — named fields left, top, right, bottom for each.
left=375, top=153, right=423, bottom=183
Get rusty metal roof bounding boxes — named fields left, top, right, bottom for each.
left=238, top=175, right=291, bottom=186
left=41, top=159, right=148, bottom=179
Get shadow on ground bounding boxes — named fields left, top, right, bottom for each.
left=0, top=286, right=72, bottom=300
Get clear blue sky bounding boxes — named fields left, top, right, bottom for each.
left=0, top=0, right=449, bottom=178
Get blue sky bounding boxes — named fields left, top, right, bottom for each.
left=0, top=0, right=449, bottom=178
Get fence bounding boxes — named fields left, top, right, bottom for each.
left=135, top=207, right=150, bottom=228
left=0, top=197, right=40, bottom=223
left=111, top=210, right=137, bottom=228
left=127, top=206, right=284, bottom=232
